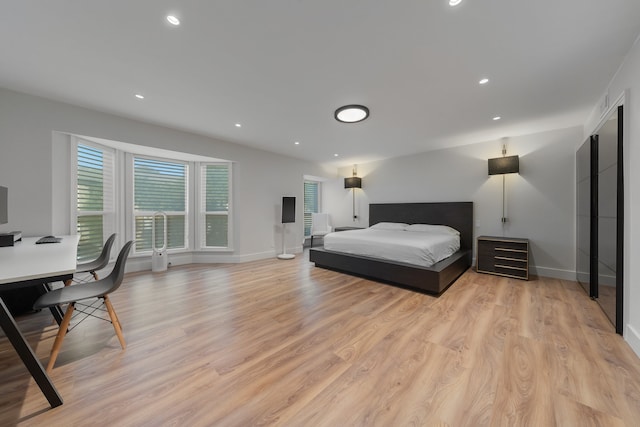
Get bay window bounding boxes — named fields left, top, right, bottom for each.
left=72, top=137, right=232, bottom=259
left=74, top=142, right=115, bottom=262
left=133, top=157, right=188, bottom=252
left=201, top=163, right=231, bottom=248
left=303, top=180, right=320, bottom=237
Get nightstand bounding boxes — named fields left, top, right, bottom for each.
left=476, top=236, right=529, bottom=280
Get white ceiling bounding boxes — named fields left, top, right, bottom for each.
left=1, top=1, right=639, bottom=167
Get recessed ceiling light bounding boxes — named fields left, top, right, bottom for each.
left=479, top=78, right=489, bottom=85
left=294, top=141, right=300, bottom=145
left=334, top=154, right=339, bottom=157
left=235, top=123, right=242, bottom=128
left=167, top=15, right=180, bottom=26
left=493, top=116, right=501, bottom=121
left=135, top=94, right=144, bottom=99
left=335, top=105, right=370, bottom=123
left=449, top=0, right=462, bottom=6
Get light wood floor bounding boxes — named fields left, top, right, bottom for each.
left=2, top=252, right=640, bottom=426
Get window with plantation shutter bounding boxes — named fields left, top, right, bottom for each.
left=73, top=136, right=233, bottom=258
left=304, top=181, right=320, bottom=237
left=133, top=157, right=188, bottom=252
left=200, top=163, right=231, bottom=248
left=75, top=142, right=115, bottom=262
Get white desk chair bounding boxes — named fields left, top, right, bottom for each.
left=310, top=213, right=332, bottom=247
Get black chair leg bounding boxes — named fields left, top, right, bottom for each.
left=310, top=236, right=314, bottom=248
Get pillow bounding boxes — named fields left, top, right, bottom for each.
left=404, top=223, right=460, bottom=235
left=370, top=222, right=409, bottom=231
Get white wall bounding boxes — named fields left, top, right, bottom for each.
left=0, top=87, right=334, bottom=264
left=324, top=126, right=582, bottom=279
left=584, top=36, right=640, bottom=355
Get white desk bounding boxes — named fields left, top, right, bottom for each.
left=0, top=236, right=79, bottom=286
left=0, top=235, right=79, bottom=408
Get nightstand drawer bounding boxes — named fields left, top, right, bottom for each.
left=494, top=256, right=527, bottom=269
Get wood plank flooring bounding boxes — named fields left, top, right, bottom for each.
left=1, top=252, right=640, bottom=426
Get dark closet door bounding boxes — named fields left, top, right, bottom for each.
left=576, top=135, right=597, bottom=296
left=576, top=104, right=623, bottom=335
left=595, top=105, right=623, bottom=334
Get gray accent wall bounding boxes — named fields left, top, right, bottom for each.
left=323, top=126, right=581, bottom=280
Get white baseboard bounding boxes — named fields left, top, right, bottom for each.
left=192, top=250, right=276, bottom=264
left=123, top=246, right=305, bottom=273
left=191, top=246, right=304, bottom=263
left=625, top=324, right=640, bottom=358
left=530, top=266, right=576, bottom=281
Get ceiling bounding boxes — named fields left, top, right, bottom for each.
left=1, top=1, right=639, bottom=167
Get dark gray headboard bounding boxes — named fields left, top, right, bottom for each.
left=369, top=202, right=474, bottom=251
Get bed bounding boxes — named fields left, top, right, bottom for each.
left=309, top=202, right=473, bottom=294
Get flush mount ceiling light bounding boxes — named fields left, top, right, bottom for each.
left=334, top=105, right=369, bottom=123
left=493, top=116, right=501, bottom=121
left=479, top=78, right=489, bottom=85
left=135, top=94, right=145, bottom=99
left=449, top=0, right=462, bottom=6
left=166, top=15, right=180, bottom=26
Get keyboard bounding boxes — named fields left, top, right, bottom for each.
left=36, top=236, right=62, bottom=244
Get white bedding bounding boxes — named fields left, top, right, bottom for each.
left=323, top=227, right=460, bottom=268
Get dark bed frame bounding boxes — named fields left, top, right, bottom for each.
left=309, top=202, right=473, bottom=294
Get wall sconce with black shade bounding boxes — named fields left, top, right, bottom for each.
left=488, top=147, right=519, bottom=224
left=488, top=155, right=519, bottom=175
left=344, top=176, right=362, bottom=189
left=345, top=166, right=362, bottom=221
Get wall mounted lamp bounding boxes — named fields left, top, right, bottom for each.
left=488, top=146, right=519, bottom=224
left=344, top=165, right=362, bottom=221
left=488, top=155, right=519, bottom=175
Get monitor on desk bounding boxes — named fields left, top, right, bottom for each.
left=0, top=186, right=7, bottom=225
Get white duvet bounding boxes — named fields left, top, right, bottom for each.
left=323, top=227, right=460, bottom=268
